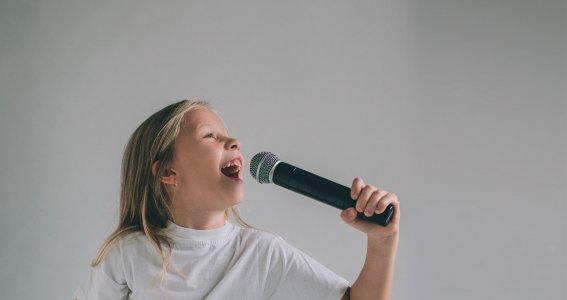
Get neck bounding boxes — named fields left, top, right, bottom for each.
left=171, top=209, right=227, bottom=230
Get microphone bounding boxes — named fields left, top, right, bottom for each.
left=249, top=151, right=394, bottom=226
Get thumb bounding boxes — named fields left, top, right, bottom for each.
left=340, top=208, right=358, bottom=224
left=340, top=208, right=376, bottom=234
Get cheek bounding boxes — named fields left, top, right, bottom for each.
left=180, top=148, right=219, bottom=178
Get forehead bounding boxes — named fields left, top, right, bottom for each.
left=183, top=108, right=227, bottom=132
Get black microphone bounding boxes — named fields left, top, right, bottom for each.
left=249, top=151, right=394, bottom=226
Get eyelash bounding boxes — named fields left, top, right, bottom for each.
left=205, top=133, right=217, bottom=139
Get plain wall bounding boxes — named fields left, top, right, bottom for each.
left=0, top=0, right=565, bottom=299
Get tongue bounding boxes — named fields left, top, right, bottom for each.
left=221, top=165, right=239, bottom=177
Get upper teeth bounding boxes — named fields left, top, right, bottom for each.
left=222, top=160, right=241, bottom=169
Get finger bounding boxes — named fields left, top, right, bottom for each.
left=340, top=208, right=375, bottom=233
left=355, top=184, right=377, bottom=213
left=374, top=192, right=396, bottom=214
left=364, top=190, right=387, bottom=217
left=387, top=193, right=401, bottom=223
left=391, top=201, right=400, bottom=223
left=340, top=208, right=358, bottom=224
left=383, top=198, right=401, bottom=230
left=350, top=177, right=365, bottom=200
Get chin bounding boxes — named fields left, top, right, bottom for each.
left=224, top=190, right=244, bottom=207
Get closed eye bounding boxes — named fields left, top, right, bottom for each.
left=204, top=133, right=217, bottom=139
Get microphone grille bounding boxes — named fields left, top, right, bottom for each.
left=249, top=151, right=280, bottom=183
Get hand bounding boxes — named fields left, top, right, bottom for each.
left=340, top=177, right=400, bottom=239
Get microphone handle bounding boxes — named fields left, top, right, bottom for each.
left=272, top=162, right=394, bottom=227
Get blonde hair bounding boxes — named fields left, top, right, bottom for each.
left=91, top=99, right=250, bottom=273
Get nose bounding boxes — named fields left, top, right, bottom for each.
left=226, top=137, right=241, bottom=150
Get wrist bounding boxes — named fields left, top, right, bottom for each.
left=367, top=232, right=399, bottom=251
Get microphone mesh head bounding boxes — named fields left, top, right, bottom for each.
left=249, top=151, right=280, bottom=183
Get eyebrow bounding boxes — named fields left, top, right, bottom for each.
left=197, top=123, right=229, bottom=134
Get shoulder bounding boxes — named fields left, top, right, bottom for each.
left=99, top=230, right=152, bottom=265
left=119, top=230, right=149, bottom=248
left=233, top=225, right=285, bottom=248
left=233, top=225, right=298, bottom=261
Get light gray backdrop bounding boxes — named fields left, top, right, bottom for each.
left=0, top=0, right=565, bottom=299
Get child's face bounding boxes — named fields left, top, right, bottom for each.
left=169, top=108, right=244, bottom=214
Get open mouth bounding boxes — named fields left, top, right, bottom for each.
left=220, top=158, right=242, bottom=180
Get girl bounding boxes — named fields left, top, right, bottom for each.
left=74, top=99, right=400, bottom=300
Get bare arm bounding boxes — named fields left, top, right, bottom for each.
left=340, top=177, right=401, bottom=300
left=348, top=234, right=399, bottom=299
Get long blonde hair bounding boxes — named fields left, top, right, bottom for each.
left=91, top=99, right=250, bottom=271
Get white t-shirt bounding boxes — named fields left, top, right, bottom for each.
left=74, top=221, right=350, bottom=300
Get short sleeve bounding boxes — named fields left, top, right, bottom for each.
left=264, top=236, right=350, bottom=300
left=74, top=240, right=130, bottom=300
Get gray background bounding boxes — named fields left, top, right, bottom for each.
left=0, top=0, right=565, bottom=299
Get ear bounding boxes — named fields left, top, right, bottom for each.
left=151, top=161, right=177, bottom=185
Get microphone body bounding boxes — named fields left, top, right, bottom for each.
left=250, top=152, right=394, bottom=226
